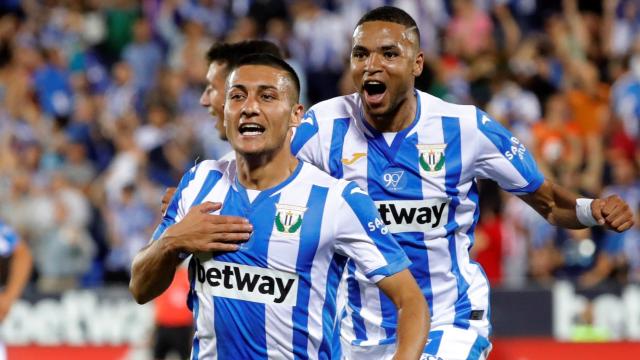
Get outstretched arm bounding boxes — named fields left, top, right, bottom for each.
left=519, top=180, right=634, bottom=232
left=378, top=269, right=429, bottom=360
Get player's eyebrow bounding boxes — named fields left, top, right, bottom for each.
left=228, top=84, right=279, bottom=92
left=380, top=45, right=400, bottom=52
left=352, top=45, right=369, bottom=53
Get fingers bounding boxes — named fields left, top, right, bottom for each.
left=590, top=199, right=606, bottom=225
left=206, top=232, right=252, bottom=242
left=599, top=195, right=633, bottom=232
left=204, top=213, right=251, bottom=225
left=613, top=220, right=634, bottom=232
left=604, top=205, right=626, bottom=224
left=196, top=201, right=223, bottom=214
left=207, top=243, right=241, bottom=252
left=205, top=222, right=253, bottom=234
left=601, top=196, right=621, bottom=217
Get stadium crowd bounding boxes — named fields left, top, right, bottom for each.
left=0, top=0, right=639, bottom=295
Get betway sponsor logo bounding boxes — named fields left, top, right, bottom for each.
left=195, top=259, right=298, bottom=306
left=375, top=199, right=449, bottom=233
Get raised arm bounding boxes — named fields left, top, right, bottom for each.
left=377, top=269, right=429, bottom=360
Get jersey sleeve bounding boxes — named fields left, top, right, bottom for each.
left=333, top=181, right=411, bottom=283
left=291, top=109, right=324, bottom=169
left=150, top=164, right=199, bottom=242
left=474, top=108, right=545, bottom=194
left=0, top=223, right=20, bottom=257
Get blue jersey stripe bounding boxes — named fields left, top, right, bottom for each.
left=424, top=329, right=444, bottom=355
left=475, top=109, right=544, bottom=193
left=291, top=110, right=319, bottom=156
left=212, top=192, right=280, bottom=359
left=190, top=170, right=223, bottom=208
left=347, top=260, right=368, bottom=343
left=328, top=118, right=350, bottom=178
left=320, top=253, right=348, bottom=357
left=442, top=116, right=472, bottom=329
left=292, top=185, right=329, bottom=359
left=364, top=130, right=429, bottom=342
left=152, top=164, right=201, bottom=241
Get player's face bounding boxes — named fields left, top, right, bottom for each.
left=200, top=61, right=228, bottom=140
left=350, top=21, right=423, bottom=118
left=224, top=65, right=303, bottom=156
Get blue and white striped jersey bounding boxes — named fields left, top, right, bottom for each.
left=292, top=90, right=544, bottom=346
left=0, top=221, right=19, bottom=257
left=153, top=159, right=410, bottom=359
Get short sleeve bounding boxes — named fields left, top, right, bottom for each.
left=474, top=109, right=544, bottom=194
left=333, top=181, right=410, bottom=283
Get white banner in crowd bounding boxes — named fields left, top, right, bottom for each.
left=0, top=289, right=154, bottom=346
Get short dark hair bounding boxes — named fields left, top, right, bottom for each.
left=205, top=40, right=283, bottom=68
left=231, top=53, right=301, bottom=102
left=356, top=6, right=420, bottom=45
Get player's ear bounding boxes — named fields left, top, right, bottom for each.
left=413, top=50, right=424, bottom=77
left=289, top=103, right=304, bottom=128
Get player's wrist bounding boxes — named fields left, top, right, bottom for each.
left=576, top=198, right=600, bottom=227
left=159, top=228, right=184, bottom=256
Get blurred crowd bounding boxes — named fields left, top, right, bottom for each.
left=0, top=0, right=639, bottom=294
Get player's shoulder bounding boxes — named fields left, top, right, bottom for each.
left=298, top=162, right=357, bottom=195
left=181, top=158, right=234, bottom=186
left=306, top=93, right=360, bottom=124
left=188, top=158, right=231, bottom=174
left=418, top=90, right=480, bottom=127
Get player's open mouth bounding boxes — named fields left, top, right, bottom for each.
left=363, top=80, right=387, bottom=105
left=238, top=123, right=266, bottom=136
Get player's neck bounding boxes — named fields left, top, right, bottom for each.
left=364, top=90, right=417, bottom=133
left=235, top=146, right=299, bottom=191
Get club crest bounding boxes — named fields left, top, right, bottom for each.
left=274, top=204, right=307, bottom=237
left=417, top=144, right=446, bottom=175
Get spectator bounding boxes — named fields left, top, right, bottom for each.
left=122, top=17, right=163, bottom=94
left=104, top=183, right=154, bottom=284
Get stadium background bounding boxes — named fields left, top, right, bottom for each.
left=0, top=0, right=639, bottom=359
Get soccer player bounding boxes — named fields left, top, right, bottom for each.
left=290, top=6, right=634, bottom=360
left=0, top=220, right=33, bottom=360
left=160, top=40, right=283, bottom=214
left=199, top=40, right=283, bottom=141
left=130, top=54, right=429, bottom=359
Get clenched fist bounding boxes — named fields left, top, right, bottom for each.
left=591, top=195, right=634, bottom=232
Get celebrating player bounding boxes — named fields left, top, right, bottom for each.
left=291, top=6, right=634, bottom=360
left=130, top=54, right=429, bottom=359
